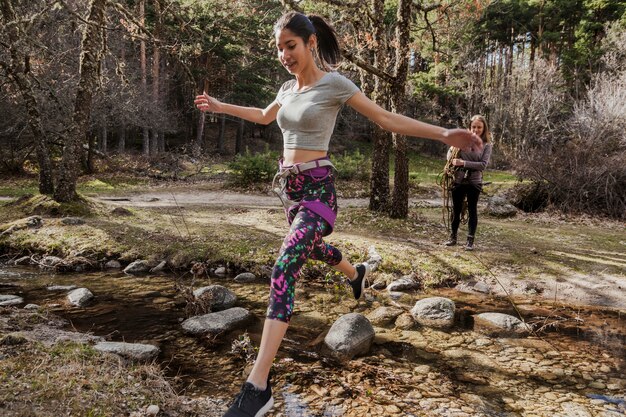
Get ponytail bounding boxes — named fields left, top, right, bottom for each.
left=274, top=12, right=342, bottom=71
left=307, top=15, right=341, bottom=70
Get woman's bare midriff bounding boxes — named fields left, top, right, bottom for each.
left=282, top=148, right=328, bottom=166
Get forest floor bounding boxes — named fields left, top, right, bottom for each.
left=1, top=171, right=625, bottom=417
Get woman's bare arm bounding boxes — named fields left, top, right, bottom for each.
left=346, top=92, right=482, bottom=150
left=194, top=93, right=279, bottom=125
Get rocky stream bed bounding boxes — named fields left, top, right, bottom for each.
left=1, top=265, right=624, bottom=417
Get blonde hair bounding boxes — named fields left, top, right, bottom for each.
left=470, top=115, right=491, bottom=143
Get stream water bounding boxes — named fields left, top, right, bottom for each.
left=1, top=266, right=625, bottom=416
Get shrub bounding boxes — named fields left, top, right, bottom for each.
left=228, top=148, right=279, bottom=185
left=330, top=149, right=370, bottom=181
left=515, top=26, right=626, bottom=219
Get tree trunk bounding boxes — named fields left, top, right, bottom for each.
left=217, top=114, right=226, bottom=153
left=150, top=0, right=161, bottom=156
left=0, top=0, right=54, bottom=194
left=195, top=112, right=205, bottom=156
left=143, top=129, right=150, bottom=156
left=389, top=0, right=412, bottom=219
left=194, top=55, right=211, bottom=155
left=370, top=125, right=391, bottom=211
left=139, top=0, right=150, bottom=156
left=100, top=124, right=108, bottom=153
left=117, top=125, right=126, bottom=153
left=54, top=0, right=107, bottom=202
left=150, top=130, right=159, bottom=156
left=158, top=131, right=165, bottom=152
left=235, top=118, right=245, bottom=154
left=86, top=133, right=96, bottom=174
left=368, top=0, right=390, bottom=212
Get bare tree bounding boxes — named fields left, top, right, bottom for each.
left=139, top=0, right=150, bottom=156
left=0, top=0, right=54, bottom=194
left=388, top=0, right=412, bottom=218
left=54, top=0, right=107, bottom=202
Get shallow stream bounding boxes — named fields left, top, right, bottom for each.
left=1, top=266, right=625, bottom=416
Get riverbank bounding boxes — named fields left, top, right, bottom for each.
left=0, top=306, right=226, bottom=417
left=1, top=190, right=625, bottom=310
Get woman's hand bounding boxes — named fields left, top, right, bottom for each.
left=442, top=129, right=483, bottom=152
left=194, top=93, right=223, bottom=113
left=451, top=158, right=464, bottom=167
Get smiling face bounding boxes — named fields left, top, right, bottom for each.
left=276, top=28, right=314, bottom=75
left=470, top=119, right=485, bottom=139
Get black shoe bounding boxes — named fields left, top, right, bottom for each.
left=223, top=380, right=273, bottom=417
left=464, top=236, right=475, bottom=251
left=349, top=263, right=371, bottom=300
left=444, top=233, right=457, bottom=246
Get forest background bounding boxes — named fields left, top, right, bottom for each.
left=0, top=0, right=624, bottom=219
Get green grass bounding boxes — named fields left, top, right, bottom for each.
left=483, top=169, right=518, bottom=184
left=407, top=153, right=448, bottom=185
left=0, top=177, right=39, bottom=197
left=77, top=175, right=153, bottom=195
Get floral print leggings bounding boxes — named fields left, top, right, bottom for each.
left=266, top=170, right=342, bottom=323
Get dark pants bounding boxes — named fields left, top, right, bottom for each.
left=451, top=183, right=481, bottom=237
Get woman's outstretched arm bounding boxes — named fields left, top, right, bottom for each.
left=194, top=93, right=279, bottom=125
left=346, top=92, right=482, bottom=150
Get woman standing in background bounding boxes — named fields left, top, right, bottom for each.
left=444, top=115, right=492, bottom=251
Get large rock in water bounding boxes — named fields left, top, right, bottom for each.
left=0, top=295, right=23, bottom=307
left=323, top=313, right=375, bottom=361
left=366, top=306, right=404, bottom=326
left=181, top=307, right=252, bottom=335
left=410, top=297, right=456, bottom=328
left=473, top=312, right=529, bottom=337
left=123, top=260, right=150, bottom=274
left=193, top=285, right=237, bottom=311
left=94, top=341, right=160, bottom=361
left=67, top=288, right=94, bottom=307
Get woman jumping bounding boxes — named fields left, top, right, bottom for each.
left=194, top=11, right=481, bottom=417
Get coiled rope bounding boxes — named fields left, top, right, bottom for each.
left=437, top=147, right=467, bottom=231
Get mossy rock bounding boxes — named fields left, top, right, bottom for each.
left=3, top=194, right=99, bottom=218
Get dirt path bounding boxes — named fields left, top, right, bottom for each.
left=95, top=190, right=443, bottom=209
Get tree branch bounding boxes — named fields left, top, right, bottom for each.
left=1, top=1, right=55, bottom=32
left=342, top=50, right=395, bottom=83
left=413, top=1, right=441, bottom=13
left=423, top=10, right=437, bottom=54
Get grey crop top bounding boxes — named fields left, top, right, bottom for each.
left=275, top=72, right=360, bottom=151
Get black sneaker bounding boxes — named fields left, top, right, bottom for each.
left=349, top=263, right=371, bottom=300
left=223, top=380, right=273, bottom=417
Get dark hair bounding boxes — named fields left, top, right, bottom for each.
left=274, top=12, right=341, bottom=70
